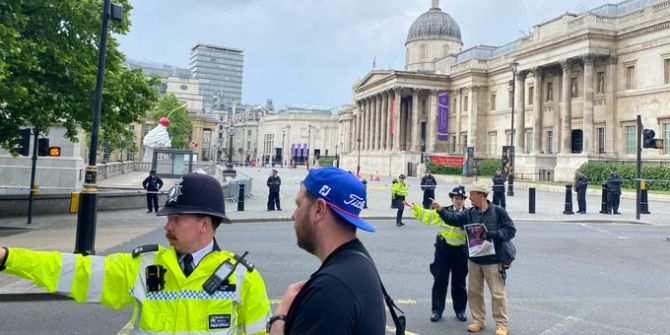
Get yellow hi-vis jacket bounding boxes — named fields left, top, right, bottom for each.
left=3, top=245, right=271, bottom=335
left=391, top=182, right=409, bottom=198
left=411, top=204, right=466, bottom=246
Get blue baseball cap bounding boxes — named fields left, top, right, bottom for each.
left=303, top=167, right=375, bottom=232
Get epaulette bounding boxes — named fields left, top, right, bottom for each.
left=132, top=244, right=159, bottom=258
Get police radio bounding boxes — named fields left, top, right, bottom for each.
left=203, top=252, right=249, bottom=295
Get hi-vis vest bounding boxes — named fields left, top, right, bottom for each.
left=4, top=246, right=270, bottom=334
left=412, top=204, right=466, bottom=246
left=391, top=182, right=409, bottom=197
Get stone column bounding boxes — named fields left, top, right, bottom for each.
left=387, top=92, right=394, bottom=150
left=560, top=61, right=572, bottom=154
left=533, top=68, right=543, bottom=154
left=392, top=90, right=402, bottom=151
left=376, top=94, right=382, bottom=151
left=370, top=97, right=377, bottom=151
left=427, top=90, right=438, bottom=152
left=467, top=86, right=478, bottom=149
left=411, top=90, right=420, bottom=152
left=365, top=98, right=371, bottom=151
left=381, top=92, right=388, bottom=151
left=605, top=56, right=618, bottom=154
left=582, top=56, right=595, bottom=154
left=515, top=72, right=527, bottom=153
left=455, top=89, right=462, bottom=151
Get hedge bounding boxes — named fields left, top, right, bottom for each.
left=576, top=162, right=670, bottom=191
left=317, top=156, right=335, bottom=166
left=428, top=159, right=501, bottom=177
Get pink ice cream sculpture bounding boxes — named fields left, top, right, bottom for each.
left=142, top=117, right=172, bottom=162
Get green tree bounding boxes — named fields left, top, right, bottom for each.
left=0, top=0, right=158, bottom=154
left=151, top=94, right=192, bottom=150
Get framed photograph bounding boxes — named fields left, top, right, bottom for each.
left=464, top=223, right=496, bottom=258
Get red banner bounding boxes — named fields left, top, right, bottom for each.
left=430, top=155, right=464, bottom=167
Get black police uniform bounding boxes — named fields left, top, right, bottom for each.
left=142, top=172, right=164, bottom=213
left=606, top=173, right=622, bottom=214
left=575, top=175, right=588, bottom=213
left=267, top=173, right=281, bottom=211
left=492, top=174, right=506, bottom=209
left=421, top=174, right=437, bottom=209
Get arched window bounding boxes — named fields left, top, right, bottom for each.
left=420, top=44, right=427, bottom=61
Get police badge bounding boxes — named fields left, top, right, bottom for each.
left=167, top=177, right=184, bottom=204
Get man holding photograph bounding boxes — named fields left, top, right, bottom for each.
left=431, top=181, right=516, bottom=335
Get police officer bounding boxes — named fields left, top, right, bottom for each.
left=606, top=168, right=622, bottom=214
left=142, top=169, right=163, bottom=213
left=575, top=172, right=588, bottom=214
left=404, top=186, right=468, bottom=323
left=420, top=169, right=437, bottom=209
left=492, top=168, right=506, bottom=209
left=0, top=173, right=271, bottom=334
left=391, top=174, right=409, bottom=226
left=267, top=169, right=282, bottom=211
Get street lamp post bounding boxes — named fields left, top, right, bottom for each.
left=335, top=144, right=339, bottom=168
left=507, top=61, right=519, bottom=197
left=227, top=126, right=237, bottom=168
left=74, top=0, right=123, bottom=255
left=307, top=126, right=312, bottom=170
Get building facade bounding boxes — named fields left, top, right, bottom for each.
left=189, top=43, right=244, bottom=110
left=341, top=0, right=670, bottom=181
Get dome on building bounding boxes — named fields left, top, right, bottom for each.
left=406, top=0, right=461, bottom=45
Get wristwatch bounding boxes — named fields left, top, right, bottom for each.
left=266, top=314, right=286, bottom=333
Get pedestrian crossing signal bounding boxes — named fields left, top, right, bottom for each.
left=642, top=129, right=664, bottom=149
left=48, top=147, right=61, bottom=157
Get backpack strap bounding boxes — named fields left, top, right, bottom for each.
left=344, top=250, right=406, bottom=335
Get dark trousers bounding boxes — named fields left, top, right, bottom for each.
left=577, top=191, right=586, bottom=212
left=492, top=191, right=506, bottom=209
left=395, top=195, right=405, bottom=223
left=607, top=192, right=620, bottom=213
left=430, top=236, right=468, bottom=315
left=146, top=193, right=159, bottom=212
left=268, top=191, right=281, bottom=210
left=422, top=189, right=435, bottom=209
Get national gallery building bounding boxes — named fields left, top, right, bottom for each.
left=339, top=0, right=670, bottom=181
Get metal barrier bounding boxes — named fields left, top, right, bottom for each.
left=223, top=178, right=253, bottom=202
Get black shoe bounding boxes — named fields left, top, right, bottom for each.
left=146, top=210, right=152, bottom=213
left=430, top=313, right=441, bottom=322
left=277, top=208, right=282, bottom=211
left=456, top=312, right=467, bottom=322
left=613, top=212, right=621, bottom=215
left=268, top=209, right=275, bottom=211
left=396, top=222, right=405, bottom=227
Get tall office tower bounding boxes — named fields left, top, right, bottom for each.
left=189, top=43, right=244, bottom=111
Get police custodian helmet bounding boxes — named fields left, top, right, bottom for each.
left=157, top=172, right=231, bottom=224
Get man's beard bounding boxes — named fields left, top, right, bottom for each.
left=296, top=223, right=316, bottom=255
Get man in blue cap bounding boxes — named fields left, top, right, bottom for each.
left=267, top=167, right=386, bottom=335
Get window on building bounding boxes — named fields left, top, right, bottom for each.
left=420, top=44, right=427, bottom=61
left=525, top=130, right=533, bottom=153
left=506, top=131, right=513, bottom=146
left=489, top=132, right=497, bottom=155
left=626, top=65, right=636, bottom=89
left=463, top=96, right=469, bottom=111
left=546, top=82, right=553, bottom=102
left=625, top=125, right=636, bottom=154
left=597, top=127, right=606, bottom=154
left=508, top=90, right=513, bottom=108
left=528, top=86, right=534, bottom=105
left=247, top=141, right=251, bottom=151
left=665, top=58, right=670, bottom=84
left=664, top=123, right=670, bottom=155
left=546, top=130, right=553, bottom=154
left=451, top=135, right=456, bottom=153
left=247, top=130, right=251, bottom=136
left=571, top=77, right=579, bottom=97
left=128, top=125, right=135, bottom=131
left=490, top=93, right=496, bottom=110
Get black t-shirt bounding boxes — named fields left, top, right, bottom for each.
left=284, top=239, right=386, bottom=335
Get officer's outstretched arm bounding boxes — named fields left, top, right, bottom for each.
left=1, top=247, right=137, bottom=309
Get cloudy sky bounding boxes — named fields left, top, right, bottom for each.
left=117, top=0, right=612, bottom=109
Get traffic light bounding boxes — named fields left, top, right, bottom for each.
left=37, top=138, right=50, bottom=156
left=642, top=129, right=664, bottom=149
left=16, top=128, right=31, bottom=156
left=48, top=147, right=61, bottom=157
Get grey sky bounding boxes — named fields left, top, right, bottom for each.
left=117, top=0, right=612, bottom=109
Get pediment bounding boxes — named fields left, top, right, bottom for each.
left=355, top=70, right=395, bottom=90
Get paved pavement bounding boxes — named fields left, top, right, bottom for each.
left=1, top=165, right=669, bottom=296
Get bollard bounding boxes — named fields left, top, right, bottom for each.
left=599, top=183, right=609, bottom=214
left=640, top=179, right=650, bottom=214
left=362, top=179, right=369, bottom=209
left=563, top=184, right=574, bottom=215
left=528, top=187, right=536, bottom=214
left=237, top=184, right=245, bottom=211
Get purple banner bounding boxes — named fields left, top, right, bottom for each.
left=291, top=144, right=296, bottom=157
left=438, top=92, right=449, bottom=141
